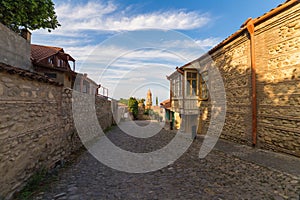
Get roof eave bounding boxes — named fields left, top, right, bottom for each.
left=178, top=0, right=299, bottom=71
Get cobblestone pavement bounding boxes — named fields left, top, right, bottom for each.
left=31, top=121, right=300, bottom=200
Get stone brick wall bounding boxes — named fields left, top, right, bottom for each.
left=0, top=65, right=115, bottom=199
left=96, top=96, right=115, bottom=131
left=0, top=23, right=31, bottom=71
left=255, top=3, right=300, bottom=157
left=199, top=2, right=300, bottom=157
left=199, top=33, right=252, bottom=145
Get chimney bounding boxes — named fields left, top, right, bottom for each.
left=21, top=29, right=31, bottom=42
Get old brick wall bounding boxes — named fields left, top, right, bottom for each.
left=199, top=33, right=252, bottom=145
left=255, top=3, right=300, bottom=156
left=0, top=66, right=115, bottom=199
left=199, top=2, right=300, bottom=157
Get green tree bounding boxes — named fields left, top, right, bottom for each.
left=138, top=98, right=145, bottom=104
left=128, top=97, right=138, bottom=119
left=119, top=98, right=129, bottom=105
left=156, top=97, right=158, bottom=106
left=0, top=0, right=60, bottom=33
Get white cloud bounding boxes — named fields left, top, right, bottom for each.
left=102, top=11, right=210, bottom=31
left=31, top=1, right=219, bottom=100
left=65, top=44, right=192, bottom=69
left=128, top=77, right=146, bottom=82
left=35, top=1, right=211, bottom=35
left=195, top=38, right=222, bottom=48
left=55, top=1, right=117, bottom=20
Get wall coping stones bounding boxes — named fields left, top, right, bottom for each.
left=0, top=62, right=62, bottom=86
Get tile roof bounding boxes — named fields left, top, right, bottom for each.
left=160, top=99, right=171, bottom=109
left=31, top=44, right=63, bottom=62
left=31, top=44, right=75, bottom=63
left=210, top=0, right=299, bottom=57
left=179, top=0, right=299, bottom=70
left=253, top=0, right=296, bottom=24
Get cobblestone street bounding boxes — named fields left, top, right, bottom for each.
left=32, top=121, right=300, bottom=200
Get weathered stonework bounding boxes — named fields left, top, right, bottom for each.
left=0, top=66, right=115, bottom=199
left=255, top=3, right=300, bottom=157
left=199, top=34, right=252, bottom=145
left=198, top=2, right=300, bottom=157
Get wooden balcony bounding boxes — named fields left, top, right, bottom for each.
left=171, top=98, right=183, bottom=113
left=183, top=97, right=199, bottom=115
left=171, top=97, right=199, bottom=115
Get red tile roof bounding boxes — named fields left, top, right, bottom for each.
left=179, top=0, right=299, bottom=70
left=160, top=99, right=171, bottom=109
left=31, top=44, right=62, bottom=62
left=31, top=44, right=75, bottom=63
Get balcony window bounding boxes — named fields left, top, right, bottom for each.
left=186, top=71, right=197, bottom=96
left=173, top=74, right=182, bottom=98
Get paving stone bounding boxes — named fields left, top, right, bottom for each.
left=67, top=194, right=81, bottom=200
left=67, top=186, right=78, bottom=194
left=54, top=192, right=66, bottom=199
left=31, top=121, right=300, bottom=199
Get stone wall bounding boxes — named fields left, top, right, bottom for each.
left=96, top=96, right=115, bottom=131
left=199, top=33, right=252, bottom=145
left=255, top=3, right=300, bottom=156
left=0, top=64, right=115, bottom=199
left=199, top=2, right=300, bottom=157
left=0, top=23, right=31, bottom=71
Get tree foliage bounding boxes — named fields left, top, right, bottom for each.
left=138, top=98, right=145, bottom=104
left=119, top=98, right=129, bottom=105
left=0, top=0, right=60, bottom=33
left=128, top=97, right=138, bottom=119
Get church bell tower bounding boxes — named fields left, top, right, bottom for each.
left=146, top=89, right=152, bottom=110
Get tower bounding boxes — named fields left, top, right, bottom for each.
left=146, top=89, right=152, bottom=110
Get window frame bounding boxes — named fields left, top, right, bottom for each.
left=175, top=74, right=182, bottom=98
left=44, top=72, right=57, bottom=79
left=185, top=70, right=198, bottom=97
left=171, top=73, right=183, bottom=98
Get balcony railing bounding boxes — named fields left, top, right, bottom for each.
left=183, top=97, right=199, bottom=115
left=171, top=96, right=199, bottom=115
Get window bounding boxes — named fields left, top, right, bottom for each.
left=173, top=74, right=182, bottom=97
left=199, top=71, right=209, bottom=100
left=48, top=57, right=54, bottom=65
left=82, top=80, right=90, bottom=94
left=58, top=59, right=64, bottom=67
left=45, top=73, right=57, bottom=79
left=186, top=71, right=197, bottom=96
left=172, top=79, right=176, bottom=97
left=82, top=84, right=87, bottom=93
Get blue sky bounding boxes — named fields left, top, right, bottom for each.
left=32, top=0, right=285, bottom=101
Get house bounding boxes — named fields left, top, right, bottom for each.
left=160, top=99, right=179, bottom=130
left=167, top=0, right=300, bottom=157
left=167, top=65, right=207, bottom=132
left=73, top=73, right=101, bottom=96
left=31, top=44, right=103, bottom=96
left=31, top=44, right=76, bottom=88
